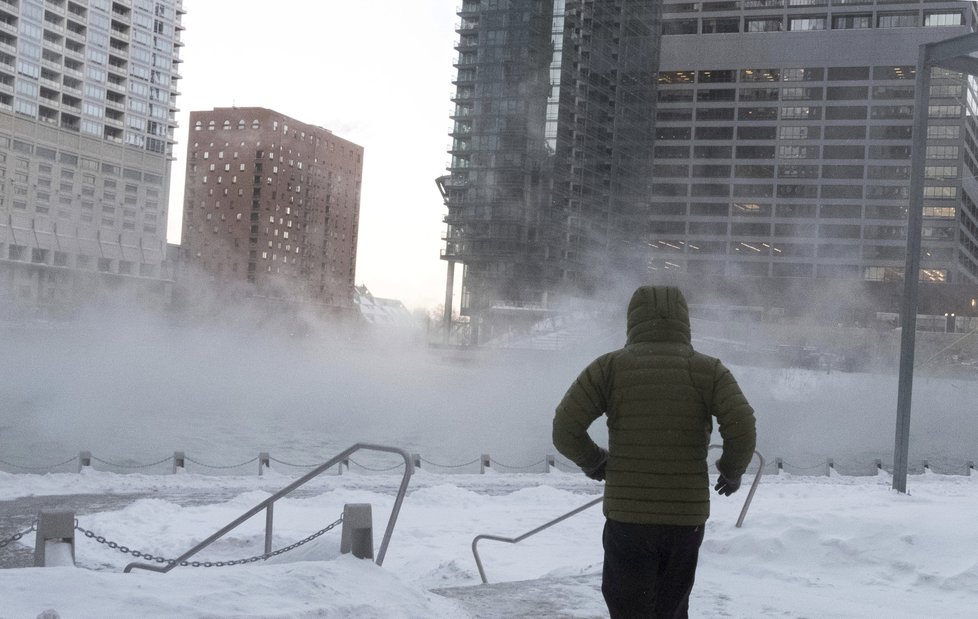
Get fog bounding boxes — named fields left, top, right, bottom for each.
left=1, top=298, right=975, bottom=475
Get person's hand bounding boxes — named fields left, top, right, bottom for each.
left=583, top=448, right=608, bottom=481
left=714, top=466, right=741, bottom=496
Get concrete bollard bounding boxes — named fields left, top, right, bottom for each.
left=258, top=452, right=270, bottom=476
left=967, top=461, right=975, bottom=476
left=923, top=459, right=930, bottom=473
left=338, top=458, right=349, bottom=476
left=775, top=457, right=784, bottom=474
left=34, top=511, right=75, bottom=567
left=480, top=454, right=490, bottom=474
left=411, top=453, right=421, bottom=469
left=78, top=451, right=91, bottom=473
left=827, top=459, right=835, bottom=476
left=545, top=454, right=555, bottom=473
left=173, top=451, right=185, bottom=474
left=340, top=503, right=373, bottom=559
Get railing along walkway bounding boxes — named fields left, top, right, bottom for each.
left=472, top=447, right=766, bottom=584
left=125, top=443, right=414, bottom=573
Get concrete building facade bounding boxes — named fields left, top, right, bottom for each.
left=0, top=0, right=184, bottom=318
left=181, top=107, right=363, bottom=309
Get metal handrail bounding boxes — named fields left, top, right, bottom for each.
left=471, top=447, right=765, bottom=584
left=125, top=443, right=415, bottom=573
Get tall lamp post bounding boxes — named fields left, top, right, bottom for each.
left=895, top=32, right=978, bottom=493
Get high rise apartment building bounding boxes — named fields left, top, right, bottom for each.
left=0, top=0, right=184, bottom=315
left=181, top=107, right=363, bottom=309
left=649, top=0, right=978, bottom=317
left=440, top=0, right=660, bottom=337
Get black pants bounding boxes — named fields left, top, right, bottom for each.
left=601, top=519, right=705, bottom=619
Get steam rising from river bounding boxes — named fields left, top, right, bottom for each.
left=0, top=300, right=975, bottom=473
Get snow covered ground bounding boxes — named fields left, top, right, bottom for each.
left=1, top=467, right=977, bottom=618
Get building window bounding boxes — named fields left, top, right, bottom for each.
left=878, top=12, right=918, bottom=29
left=703, top=17, right=740, bottom=33
left=745, top=17, right=782, bottom=32
left=788, top=16, right=825, bottom=31
left=832, top=14, right=870, bottom=29
left=924, top=12, right=962, bottom=27
left=663, top=19, right=698, bottom=35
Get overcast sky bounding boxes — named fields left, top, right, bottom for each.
left=167, top=1, right=459, bottom=311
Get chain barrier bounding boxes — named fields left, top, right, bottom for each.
left=74, top=514, right=344, bottom=568
left=0, top=454, right=967, bottom=476
left=489, top=458, right=547, bottom=471
left=91, top=455, right=174, bottom=469
left=268, top=457, right=321, bottom=468
left=348, top=458, right=404, bottom=472
left=0, top=456, right=78, bottom=471
left=0, top=521, right=37, bottom=551
left=419, top=457, right=482, bottom=469
left=185, top=456, right=259, bottom=470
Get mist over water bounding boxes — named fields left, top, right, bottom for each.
left=1, top=305, right=975, bottom=474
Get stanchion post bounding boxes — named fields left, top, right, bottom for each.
left=546, top=454, right=555, bottom=473
left=827, top=458, right=834, bottom=476
left=339, top=458, right=349, bottom=475
left=34, top=511, right=75, bottom=567
left=258, top=452, right=270, bottom=476
left=340, top=503, right=374, bottom=559
left=412, top=453, right=421, bottom=469
left=173, top=451, right=185, bottom=474
left=775, top=457, right=783, bottom=474
left=78, top=451, right=91, bottom=473
left=967, top=461, right=975, bottom=476
left=922, top=459, right=930, bottom=472
left=480, top=454, right=490, bottom=474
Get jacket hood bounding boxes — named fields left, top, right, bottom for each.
left=626, top=285, right=691, bottom=345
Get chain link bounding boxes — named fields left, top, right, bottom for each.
left=268, top=457, right=321, bottom=468
left=0, top=456, right=78, bottom=471
left=185, top=456, right=259, bottom=470
left=91, top=455, right=174, bottom=469
left=489, top=458, right=547, bottom=470
left=419, top=457, right=482, bottom=469
left=348, top=458, right=403, bottom=472
left=74, top=514, right=344, bottom=567
left=0, top=521, right=37, bottom=550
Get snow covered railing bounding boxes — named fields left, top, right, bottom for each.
left=124, top=443, right=415, bottom=573
left=471, top=448, right=766, bottom=584
left=0, top=452, right=974, bottom=477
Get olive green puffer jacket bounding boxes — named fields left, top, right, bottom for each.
left=553, top=285, right=756, bottom=526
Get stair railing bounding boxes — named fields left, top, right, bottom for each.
left=472, top=447, right=765, bottom=584
left=125, top=443, right=414, bottom=573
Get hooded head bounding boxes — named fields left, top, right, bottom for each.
left=625, top=285, right=691, bottom=346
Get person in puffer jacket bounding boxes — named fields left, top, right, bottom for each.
left=553, top=285, right=756, bottom=619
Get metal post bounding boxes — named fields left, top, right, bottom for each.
left=967, top=460, right=975, bottom=476
left=339, top=458, right=348, bottom=475
left=264, top=503, right=273, bottom=555
left=34, top=511, right=75, bottom=567
left=258, top=452, right=270, bottom=476
left=480, top=454, right=490, bottom=474
left=340, top=504, right=374, bottom=559
left=827, top=458, right=835, bottom=477
left=443, top=260, right=455, bottom=344
left=922, top=459, right=930, bottom=472
left=412, top=453, right=421, bottom=469
left=894, top=42, right=931, bottom=494
left=775, top=457, right=783, bottom=474
left=78, top=451, right=91, bottom=473
left=545, top=454, right=555, bottom=473
left=173, top=451, right=185, bottom=474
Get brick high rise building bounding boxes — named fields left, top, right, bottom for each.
left=181, top=107, right=363, bottom=308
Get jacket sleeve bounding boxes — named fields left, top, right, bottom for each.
left=710, top=359, right=757, bottom=479
left=552, top=354, right=612, bottom=471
